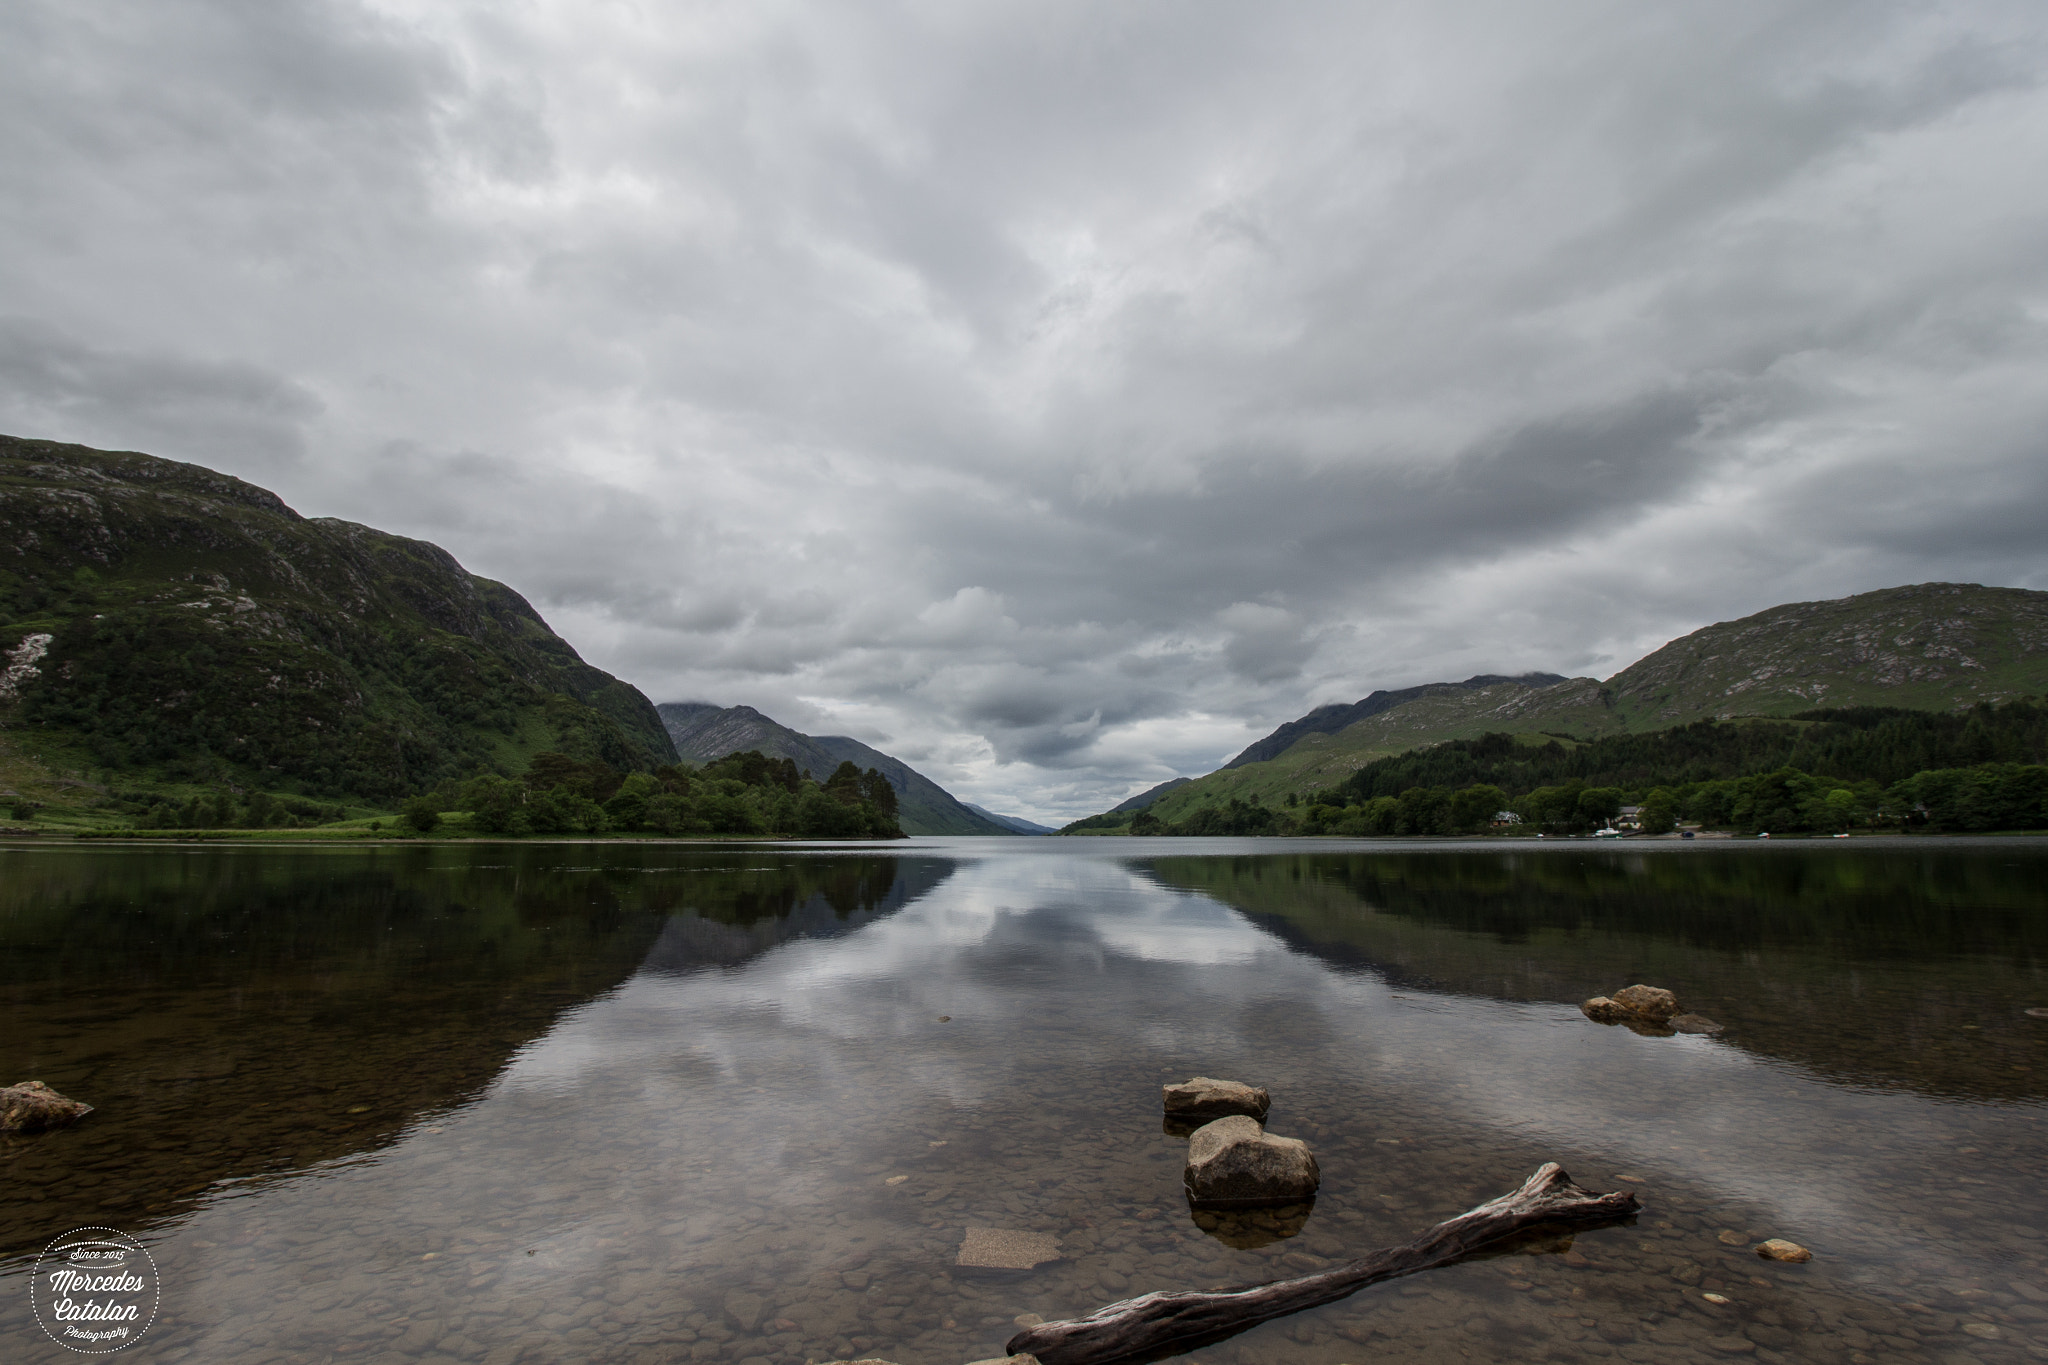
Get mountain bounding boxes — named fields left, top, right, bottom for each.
left=963, top=803, right=1056, bottom=835
left=1087, top=582, right=2048, bottom=826
left=1137, top=676, right=1617, bottom=819
left=1109, top=777, right=1192, bottom=813
left=1599, top=582, right=2048, bottom=722
left=1223, top=673, right=1568, bottom=768
left=0, top=435, right=675, bottom=805
left=657, top=702, right=1014, bottom=836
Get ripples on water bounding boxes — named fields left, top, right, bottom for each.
left=3, top=837, right=2046, bottom=1364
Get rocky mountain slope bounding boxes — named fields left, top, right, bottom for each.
left=1105, top=582, right=2048, bottom=825
left=657, top=702, right=1014, bottom=836
left=1599, top=582, right=2048, bottom=723
left=0, top=435, right=675, bottom=803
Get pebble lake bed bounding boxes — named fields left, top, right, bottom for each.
left=3, top=837, right=2046, bottom=1365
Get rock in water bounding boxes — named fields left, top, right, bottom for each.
left=0, top=1081, right=93, bottom=1133
left=1755, top=1238, right=1812, bottom=1263
left=1610, top=985, right=1680, bottom=1023
left=1164, top=1076, right=1271, bottom=1123
left=1184, top=1115, right=1320, bottom=1207
left=957, top=1227, right=1061, bottom=1270
left=724, top=1289, right=764, bottom=1331
left=1670, top=1013, right=1725, bottom=1035
left=1581, top=985, right=1683, bottom=1027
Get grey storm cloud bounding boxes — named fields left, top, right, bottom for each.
left=4, top=0, right=2047, bottom=820
left=0, top=318, right=323, bottom=464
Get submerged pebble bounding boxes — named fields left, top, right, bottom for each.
left=957, top=1228, right=1060, bottom=1270
left=1754, top=1238, right=1812, bottom=1263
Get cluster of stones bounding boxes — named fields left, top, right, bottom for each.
left=0, top=1080, right=92, bottom=1133
left=1163, top=1076, right=1320, bottom=1207
left=1580, top=984, right=1723, bottom=1036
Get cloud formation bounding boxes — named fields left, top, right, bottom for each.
left=3, top=0, right=2046, bottom=819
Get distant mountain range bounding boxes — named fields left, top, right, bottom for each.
left=0, top=435, right=675, bottom=805
left=1086, top=582, right=2048, bottom=826
left=963, top=804, right=1057, bottom=835
left=657, top=702, right=1018, bottom=836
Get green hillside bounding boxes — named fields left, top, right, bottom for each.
left=1081, top=582, right=2048, bottom=828
left=0, top=435, right=676, bottom=816
left=1141, top=682, right=1610, bottom=822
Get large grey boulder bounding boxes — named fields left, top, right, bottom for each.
left=1163, top=1076, right=1271, bottom=1124
left=0, top=1080, right=92, bottom=1133
left=1183, top=1115, right=1320, bottom=1207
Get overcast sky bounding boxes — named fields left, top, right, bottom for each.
left=4, top=1, right=2046, bottom=821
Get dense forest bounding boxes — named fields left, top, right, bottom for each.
left=1067, top=701, right=2048, bottom=837
left=119, top=749, right=905, bottom=839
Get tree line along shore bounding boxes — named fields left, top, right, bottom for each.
left=11, top=749, right=906, bottom=841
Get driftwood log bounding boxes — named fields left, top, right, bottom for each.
left=1007, top=1162, right=1639, bottom=1365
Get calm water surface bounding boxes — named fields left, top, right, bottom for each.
left=4, top=837, right=2047, bottom=1365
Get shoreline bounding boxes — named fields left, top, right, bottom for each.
left=6, top=830, right=2047, bottom=848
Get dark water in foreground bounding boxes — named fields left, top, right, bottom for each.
left=3, top=837, right=2046, bottom=1365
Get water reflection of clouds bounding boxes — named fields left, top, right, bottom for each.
left=40, top=845, right=2044, bottom=1365
left=498, top=850, right=2043, bottom=1289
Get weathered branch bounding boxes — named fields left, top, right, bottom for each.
left=1007, top=1162, right=1639, bottom=1365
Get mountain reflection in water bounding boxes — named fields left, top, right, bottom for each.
left=1141, top=846, right=2048, bottom=1100
left=0, top=845, right=935, bottom=1255
left=2, top=838, right=2044, bottom=1365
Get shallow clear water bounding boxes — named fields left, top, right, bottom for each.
left=4, top=837, right=2047, bottom=1365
